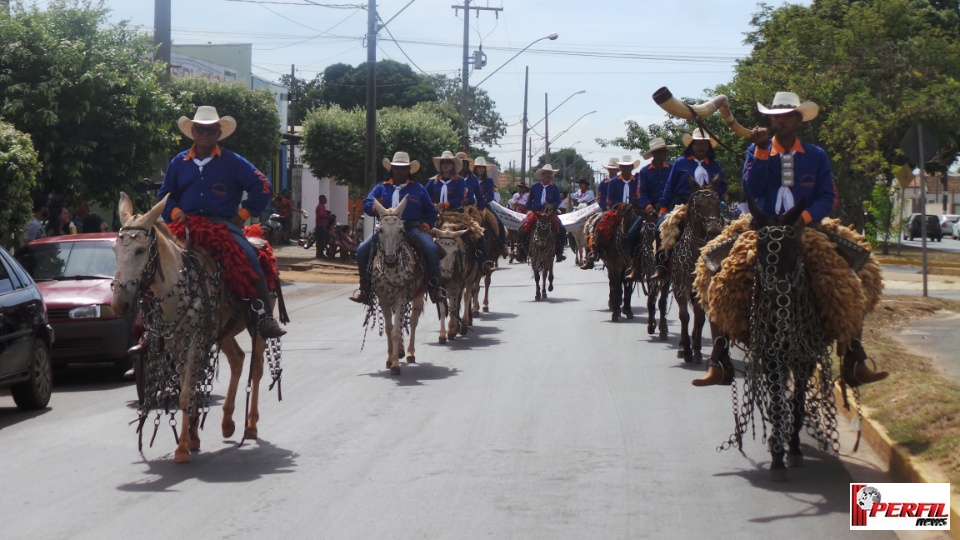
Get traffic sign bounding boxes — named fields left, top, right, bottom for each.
left=900, top=123, right=939, bottom=166
left=895, top=165, right=913, bottom=189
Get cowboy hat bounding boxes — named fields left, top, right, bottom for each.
left=535, top=164, right=560, bottom=180
left=682, top=128, right=718, bottom=148
left=602, top=157, right=620, bottom=171
left=517, top=183, right=529, bottom=191
left=433, top=150, right=462, bottom=172
left=617, top=155, right=641, bottom=169
left=382, top=151, right=421, bottom=173
left=472, top=156, right=490, bottom=169
left=455, top=151, right=474, bottom=167
left=177, top=106, right=237, bottom=141
left=757, top=92, right=819, bottom=122
left=643, top=138, right=677, bottom=160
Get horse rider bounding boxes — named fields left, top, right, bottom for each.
left=350, top=152, right=447, bottom=305
left=474, top=156, right=509, bottom=257
left=694, top=91, right=887, bottom=387
left=571, top=178, right=596, bottom=207
left=649, top=128, right=728, bottom=280
left=429, top=150, right=494, bottom=275
left=158, top=106, right=286, bottom=339
left=518, top=164, right=567, bottom=263
left=509, top=183, right=530, bottom=212
left=625, top=138, right=677, bottom=281
left=457, top=151, right=479, bottom=204
left=580, top=158, right=620, bottom=269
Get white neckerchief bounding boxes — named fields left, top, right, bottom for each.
left=621, top=178, right=630, bottom=203
left=439, top=178, right=451, bottom=204
left=693, top=159, right=709, bottom=186
left=540, top=183, right=548, bottom=205
left=775, top=150, right=797, bottom=214
left=192, top=156, right=213, bottom=172
left=391, top=184, right=400, bottom=207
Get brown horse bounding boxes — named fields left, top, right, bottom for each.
left=111, top=193, right=276, bottom=463
left=597, top=204, right=638, bottom=322
left=528, top=210, right=557, bottom=301
left=637, top=209, right=670, bottom=339
left=667, top=177, right=724, bottom=363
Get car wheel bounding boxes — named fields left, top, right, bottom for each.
left=113, top=355, right=134, bottom=382
left=11, top=339, right=52, bottom=410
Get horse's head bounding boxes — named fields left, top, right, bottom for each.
left=374, top=195, right=408, bottom=265
left=431, top=227, right=467, bottom=280
left=687, top=175, right=724, bottom=239
left=748, top=196, right=808, bottom=282
left=112, top=192, right=168, bottom=316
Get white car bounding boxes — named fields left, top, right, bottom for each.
left=941, top=214, right=959, bottom=237
left=953, top=220, right=960, bottom=240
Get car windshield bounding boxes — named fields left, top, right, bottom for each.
left=16, top=241, right=116, bottom=281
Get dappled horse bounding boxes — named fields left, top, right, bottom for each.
left=111, top=193, right=277, bottom=463
left=667, top=177, right=724, bottom=363
left=596, top=204, right=638, bottom=322
left=367, top=197, right=427, bottom=375
left=638, top=209, right=669, bottom=339
left=528, top=209, right=557, bottom=301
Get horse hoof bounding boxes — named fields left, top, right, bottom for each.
left=548, top=284, right=554, bottom=292
left=542, top=292, right=548, bottom=299
left=398, top=349, right=406, bottom=359
left=659, top=331, right=668, bottom=341
left=787, top=454, right=803, bottom=467
left=459, top=327, right=468, bottom=337
left=449, top=334, right=456, bottom=341
left=472, top=310, right=479, bottom=317
left=188, top=439, right=201, bottom=452
left=624, top=310, right=634, bottom=320
left=390, top=366, right=402, bottom=375
left=406, top=356, right=416, bottom=364
left=482, top=306, right=489, bottom=313
left=535, top=295, right=541, bottom=301
left=243, top=427, right=258, bottom=440
left=174, top=449, right=190, bottom=464
left=386, top=360, right=392, bottom=368
left=676, top=349, right=686, bottom=359
left=439, top=336, right=447, bottom=344
left=612, top=313, right=620, bottom=322
left=647, top=323, right=656, bottom=335
left=222, top=421, right=235, bottom=438
left=770, top=467, right=787, bottom=482
left=693, top=352, right=703, bottom=364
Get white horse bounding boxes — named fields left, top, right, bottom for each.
left=111, top=193, right=275, bottom=463
left=369, top=197, right=426, bottom=375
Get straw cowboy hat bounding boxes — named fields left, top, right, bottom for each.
left=455, top=151, right=474, bottom=167
left=433, top=150, right=462, bottom=172
left=603, top=157, right=620, bottom=171
left=682, top=127, right=718, bottom=148
left=535, top=164, right=560, bottom=180
left=757, top=91, right=819, bottom=122
left=178, top=106, right=237, bottom=141
left=472, top=156, right=490, bottom=169
left=643, top=138, right=677, bottom=160
left=382, top=151, right=421, bottom=173
left=617, top=155, right=641, bottom=169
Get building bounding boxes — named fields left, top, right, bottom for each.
left=901, top=172, right=960, bottom=216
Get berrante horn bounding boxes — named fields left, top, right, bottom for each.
left=652, top=87, right=752, bottom=139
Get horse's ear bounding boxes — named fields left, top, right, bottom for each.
left=118, top=192, right=135, bottom=225
left=708, top=174, right=721, bottom=191
left=429, top=227, right=441, bottom=237
left=395, top=194, right=409, bottom=215
left=747, top=197, right=767, bottom=230
left=687, top=174, right=700, bottom=192
left=373, top=198, right=386, bottom=216
left=451, top=229, right=468, bottom=238
left=141, top=194, right=169, bottom=227
left=782, top=197, right=808, bottom=229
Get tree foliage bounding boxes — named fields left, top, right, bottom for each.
left=0, top=0, right=177, bottom=206
left=429, top=74, right=507, bottom=148
left=0, top=121, right=40, bottom=247
left=169, top=77, right=281, bottom=171
left=301, top=103, right=459, bottom=197
left=534, top=148, right=593, bottom=191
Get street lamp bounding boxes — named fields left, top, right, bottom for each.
left=530, top=89, right=585, bottom=131
left=550, top=110, right=597, bottom=144
left=474, top=33, right=559, bottom=87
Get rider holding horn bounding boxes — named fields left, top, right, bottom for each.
left=350, top=152, right=446, bottom=305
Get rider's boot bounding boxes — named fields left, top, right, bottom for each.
left=624, top=255, right=644, bottom=281
left=427, top=277, right=448, bottom=304
left=649, top=250, right=669, bottom=281
left=349, top=276, right=372, bottom=304
left=555, top=237, right=567, bottom=263
left=692, top=337, right=735, bottom=386
left=516, top=235, right=529, bottom=263
left=580, top=250, right=596, bottom=269
left=252, top=299, right=286, bottom=339
left=841, top=339, right=889, bottom=387
left=476, top=244, right=496, bottom=275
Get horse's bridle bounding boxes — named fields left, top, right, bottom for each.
left=688, top=190, right=723, bottom=240
left=111, top=226, right=161, bottom=296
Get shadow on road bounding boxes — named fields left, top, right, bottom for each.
left=362, top=362, right=460, bottom=387
left=0, top=405, right=51, bottom=430
left=116, top=438, right=298, bottom=492
left=473, top=311, right=518, bottom=321
left=52, top=364, right=131, bottom=394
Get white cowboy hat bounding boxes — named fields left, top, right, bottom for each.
left=433, top=150, right=462, bottom=172
left=535, top=164, right=560, bottom=180
left=455, top=151, right=474, bottom=167
left=602, top=157, right=620, bottom=171
left=472, top=156, right=489, bottom=169
left=177, top=106, right=237, bottom=141
left=382, top=151, right=420, bottom=174
left=617, top=155, right=641, bottom=169
left=643, top=138, right=677, bottom=160
left=682, top=128, right=718, bottom=148
left=757, top=92, right=819, bottom=122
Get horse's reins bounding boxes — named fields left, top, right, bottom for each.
left=112, top=226, right=162, bottom=296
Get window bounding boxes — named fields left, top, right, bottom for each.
left=0, top=257, right=13, bottom=294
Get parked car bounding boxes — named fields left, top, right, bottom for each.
left=16, top=234, right=142, bottom=378
left=953, top=220, right=960, bottom=240
left=941, top=214, right=960, bottom=237
left=904, top=214, right=942, bottom=241
left=0, top=247, right=54, bottom=410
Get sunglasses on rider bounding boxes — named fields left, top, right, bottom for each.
left=192, top=124, right=221, bottom=135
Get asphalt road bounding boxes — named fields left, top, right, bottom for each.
left=0, top=260, right=908, bottom=539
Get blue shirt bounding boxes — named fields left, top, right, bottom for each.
left=463, top=174, right=482, bottom=208
left=658, top=156, right=727, bottom=210
left=606, top=173, right=638, bottom=206
left=159, top=145, right=271, bottom=221
left=637, top=162, right=672, bottom=210
left=362, top=181, right=437, bottom=229
left=479, top=177, right=497, bottom=209
left=597, top=177, right=613, bottom=211
left=743, top=137, right=836, bottom=224
left=425, top=176, right=466, bottom=208
left=527, top=182, right=562, bottom=212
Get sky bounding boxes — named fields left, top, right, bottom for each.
left=32, top=0, right=808, bottom=177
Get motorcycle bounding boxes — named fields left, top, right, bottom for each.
left=262, top=213, right=284, bottom=246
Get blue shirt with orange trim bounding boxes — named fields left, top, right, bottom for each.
left=607, top=173, right=638, bottom=207
left=597, top=176, right=613, bottom=211
left=743, top=137, right=835, bottom=224
left=463, top=173, right=483, bottom=208
left=425, top=175, right=466, bottom=209
left=479, top=176, right=497, bottom=208
left=658, top=156, right=726, bottom=210
left=637, top=162, right=671, bottom=210
left=527, top=182, right=562, bottom=211
left=362, top=181, right=437, bottom=228
left=159, top=145, right=271, bottom=222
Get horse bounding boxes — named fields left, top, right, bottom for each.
left=733, top=198, right=838, bottom=481
left=597, top=204, right=638, bottom=322
left=638, top=209, right=669, bottom=339
left=474, top=208, right=505, bottom=314
left=527, top=209, right=557, bottom=301
left=667, top=176, right=724, bottom=363
left=111, top=193, right=275, bottom=463
left=367, top=197, right=426, bottom=375
left=432, top=226, right=477, bottom=343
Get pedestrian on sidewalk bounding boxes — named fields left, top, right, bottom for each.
left=314, top=194, right=330, bottom=258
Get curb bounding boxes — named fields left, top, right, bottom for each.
left=834, top=384, right=959, bottom=537
left=876, top=257, right=960, bottom=269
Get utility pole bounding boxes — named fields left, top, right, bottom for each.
left=519, top=66, right=529, bottom=188
left=288, top=64, right=296, bottom=190
left=364, top=0, right=378, bottom=194
left=154, top=0, right=171, bottom=84
left=544, top=93, right=550, bottom=163
left=452, top=1, right=502, bottom=150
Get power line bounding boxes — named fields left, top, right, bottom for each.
left=377, top=15, right=430, bottom=76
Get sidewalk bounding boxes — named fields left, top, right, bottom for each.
left=271, top=242, right=358, bottom=273
left=881, top=264, right=960, bottom=300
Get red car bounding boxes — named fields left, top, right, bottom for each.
left=16, top=234, right=142, bottom=378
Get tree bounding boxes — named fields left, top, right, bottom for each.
left=0, top=1, right=177, bottom=206
left=865, top=182, right=898, bottom=253
left=169, top=77, right=281, bottom=171
left=301, top=103, right=459, bottom=197
left=278, top=72, right=324, bottom=127
left=533, top=148, right=593, bottom=193
left=429, top=74, right=507, bottom=148
left=0, top=121, right=40, bottom=247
